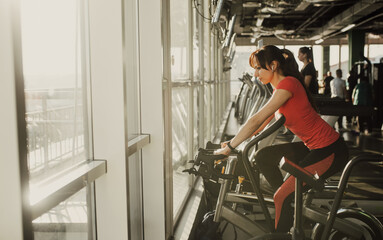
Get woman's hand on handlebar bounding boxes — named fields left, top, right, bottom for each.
left=214, top=146, right=231, bottom=156
left=220, top=140, right=230, bottom=148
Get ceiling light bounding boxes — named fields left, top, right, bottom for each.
left=341, top=24, right=356, bottom=32
left=253, top=14, right=271, bottom=18
left=243, top=2, right=261, bottom=8
left=315, top=38, right=324, bottom=44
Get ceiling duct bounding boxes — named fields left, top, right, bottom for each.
left=212, top=0, right=225, bottom=25
left=224, top=14, right=237, bottom=48
left=226, top=33, right=237, bottom=59
left=260, top=7, right=285, bottom=14
left=256, top=18, right=264, bottom=27
left=310, top=0, right=383, bottom=40
left=295, top=1, right=311, bottom=11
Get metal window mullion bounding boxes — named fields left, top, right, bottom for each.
left=81, top=0, right=93, bottom=161
left=187, top=0, right=194, bottom=187
left=11, top=0, right=34, bottom=238
left=207, top=83, right=212, bottom=141
left=121, top=0, right=133, bottom=238
left=78, top=0, right=96, bottom=239
left=218, top=42, right=223, bottom=122
left=213, top=33, right=218, bottom=135
left=198, top=1, right=205, bottom=148
left=210, top=31, right=215, bottom=139
left=204, top=1, right=212, bottom=141
left=187, top=86, right=194, bottom=185
left=216, top=34, right=220, bottom=133
left=161, top=0, right=173, bottom=238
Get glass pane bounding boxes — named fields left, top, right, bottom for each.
left=128, top=153, right=143, bottom=240
left=33, top=187, right=92, bottom=240
left=193, top=86, right=199, bottom=154
left=21, top=1, right=94, bottom=238
left=231, top=46, right=256, bottom=101
left=22, top=0, right=91, bottom=181
left=231, top=46, right=257, bottom=79
left=211, top=36, right=215, bottom=81
left=211, top=84, right=216, bottom=136
left=341, top=45, right=349, bottom=76
left=204, top=84, right=210, bottom=144
left=172, top=87, right=190, bottom=217
left=313, top=45, right=322, bottom=81
left=170, top=0, right=190, bottom=81
left=330, top=45, right=340, bottom=74
left=204, top=18, right=210, bottom=80
left=369, top=44, right=383, bottom=63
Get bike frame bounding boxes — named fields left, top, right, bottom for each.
left=210, top=146, right=382, bottom=239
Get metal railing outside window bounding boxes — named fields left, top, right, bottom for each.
left=25, top=88, right=86, bottom=177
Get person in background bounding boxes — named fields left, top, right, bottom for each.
left=346, top=66, right=358, bottom=125
left=214, top=45, right=348, bottom=233
left=298, top=46, right=318, bottom=94
left=352, top=76, right=373, bottom=134
left=323, top=71, right=334, bottom=96
left=330, top=69, right=348, bottom=130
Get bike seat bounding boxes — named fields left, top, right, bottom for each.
left=279, top=157, right=324, bottom=191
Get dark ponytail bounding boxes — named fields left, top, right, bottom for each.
left=250, top=45, right=317, bottom=111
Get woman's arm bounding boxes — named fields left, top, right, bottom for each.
left=304, top=75, right=312, bottom=89
left=351, top=86, right=357, bottom=104
left=215, top=89, right=291, bottom=155
left=342, top=84, right=348, bottom=101
left=251, top=114, right=274, bottom=137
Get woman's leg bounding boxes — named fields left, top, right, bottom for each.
left=253, top=142, right=309, bottom=190
left=274, top=138, right=349, bottom=232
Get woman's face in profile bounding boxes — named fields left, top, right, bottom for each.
left=297, top=51, right=305, bottom=62
left=254, top=64, right=273, bottom=85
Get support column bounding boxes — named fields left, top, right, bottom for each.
left=348, top=30, right=365, bottom=70
left=323, top=46, right=330, bottom=74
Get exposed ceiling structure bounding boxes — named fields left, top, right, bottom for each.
left=216, top=0, right=383, bottom=45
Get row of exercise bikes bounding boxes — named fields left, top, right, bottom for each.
left=184, top=74, right=383, bottom=240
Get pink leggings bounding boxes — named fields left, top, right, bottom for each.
left=253, top=137, right=348, bottom=232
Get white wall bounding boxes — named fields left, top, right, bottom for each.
left=88, top=0, right=129, bottom=239
left=89, top=0, right=165, bottom=239
left=138, top=0, right=166, bottom=239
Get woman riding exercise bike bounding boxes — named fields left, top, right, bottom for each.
left=214, top=45, right=349, bottom=233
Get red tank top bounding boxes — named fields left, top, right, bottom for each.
left=275, top=76, right=339, bottom=149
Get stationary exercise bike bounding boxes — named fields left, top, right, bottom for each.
left=185, top=114, right=383, bottom=240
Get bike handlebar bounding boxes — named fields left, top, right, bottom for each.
left=242, top=114, right=285, bottom=159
